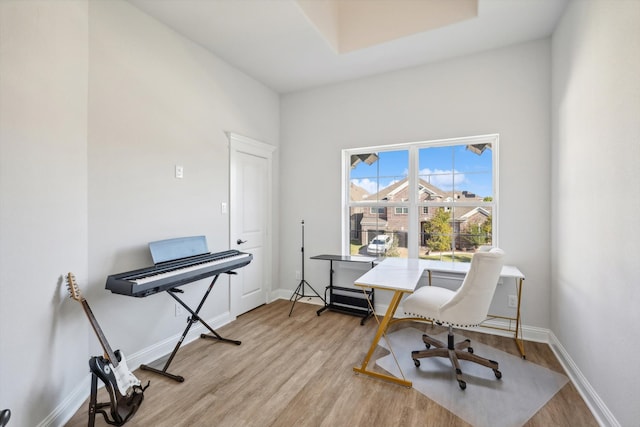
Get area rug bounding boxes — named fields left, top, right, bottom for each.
left=376, top=328, right=568, bottom=427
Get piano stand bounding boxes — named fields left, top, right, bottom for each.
left=200, top=330, right=241, bottom=345
left=139, top=273, right=241, bottom=382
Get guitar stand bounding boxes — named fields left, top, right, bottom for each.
left=140, top=272, right=241, bottom=382
left=89, top=372, right=117, bottom=427
left=88, top=370, right=145, bottom=427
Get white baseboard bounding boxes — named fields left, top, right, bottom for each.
left=548, top=332, right=619, bottom=427
left=269, top=288, right=295, bottom=302
left=126, top=310, right=236, bottom=370
left=46, top=311, right=236, bottom=427
left=36, top=377, right=89, bottom=427
left=269, top=288, right=326, bottom=306
left=473, top=318, right=550, bottom=344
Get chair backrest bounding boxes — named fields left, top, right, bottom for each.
left=439, top=247, right=505, bottom=326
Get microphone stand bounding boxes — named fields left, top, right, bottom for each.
left=289, top=220, right=325, bottom=316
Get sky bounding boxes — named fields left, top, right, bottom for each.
left=350, top=144, right=493, bottom=197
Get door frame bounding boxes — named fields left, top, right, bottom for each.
left=228, top=132, right=276, bottom=315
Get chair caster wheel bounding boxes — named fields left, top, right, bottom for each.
left=494, top=369, right=502, bottom=379
left=421, top=335, right=431, bottom=349
left=467, top=347, right=474, bottom=354
left=458, top=380, right=466, bottom=390
left=413, top=359, right=421, bottom=367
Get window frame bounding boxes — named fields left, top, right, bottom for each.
left=342, top=134, right=499, bottom=259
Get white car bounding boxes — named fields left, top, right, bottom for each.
left=366, top=235, right=392, bottom=255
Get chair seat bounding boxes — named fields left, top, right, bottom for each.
left=404, top=284, right=486, bottom=327
left=404, top=285, right=454, bottom=321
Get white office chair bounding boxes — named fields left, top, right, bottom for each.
left=403, top=247, right=505, bottom=389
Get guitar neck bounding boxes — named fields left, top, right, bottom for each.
left=81, top=299, right=119, bottom=368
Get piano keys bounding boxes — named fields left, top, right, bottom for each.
left=106, top=249, right=252, bottom=297
left=105, top=236, right=251, bottom=382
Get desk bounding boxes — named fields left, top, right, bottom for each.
left=311, top=255, right=377, bottom=325
left=352, top=258, right=525, bottom=387
left=353, top=258, right=430, bottom=387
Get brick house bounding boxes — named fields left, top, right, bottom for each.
left=351, top=178, right=490, bottom=252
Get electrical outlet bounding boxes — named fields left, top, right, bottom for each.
left=295, top=270, right=301, bottom=280
left=175, top=303, right=184, bottom=317
left=508, top=295, right=518, bottom=308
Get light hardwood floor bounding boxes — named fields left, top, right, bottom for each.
left=65, top=299, right=598, bottom=427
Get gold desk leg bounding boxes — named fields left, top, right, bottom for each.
left=353, top=290, right=412, bottom=387
left=514, top=277, right=526, bottom=358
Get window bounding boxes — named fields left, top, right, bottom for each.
left=343, top=135, right=498, bottom=262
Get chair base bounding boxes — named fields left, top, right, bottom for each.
left=411, top=326, right=502, bottom=390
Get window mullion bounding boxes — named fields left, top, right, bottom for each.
left=408, top=146, right=418, bottom=258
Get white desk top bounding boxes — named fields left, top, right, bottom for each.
left=354, top=258, right=430, bottom=292
left=354, top=257, right=524, bottom=293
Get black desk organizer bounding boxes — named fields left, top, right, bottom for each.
left=312, top=255, right=377, bottom=325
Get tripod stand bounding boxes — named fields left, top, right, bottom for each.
left=289, top=220, right=325, bottom=316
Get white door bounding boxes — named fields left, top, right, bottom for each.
left=229, top=133, right=274, bottom=316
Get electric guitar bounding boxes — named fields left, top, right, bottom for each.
left=66, top=273, right=147, bottom=425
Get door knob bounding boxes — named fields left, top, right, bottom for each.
left=237, top=239, right=247, bottom=245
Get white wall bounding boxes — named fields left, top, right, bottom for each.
left=0, top=1, right=279, bottom=425
left=280, top=39, right=552, bottom=329
left=86, top=0, right=279, bottom=362
left=0, top=1, right=89, bottom=425
left=551, top=1, right=640, bottom=426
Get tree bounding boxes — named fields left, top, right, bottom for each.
left=481, top=215, right=492, bottom=245
left=424, top=208, right=452, bottom=253
left=462, top=215, right=492, bottom=249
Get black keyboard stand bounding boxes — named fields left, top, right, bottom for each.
left=139, top=272, right=241, bottom=382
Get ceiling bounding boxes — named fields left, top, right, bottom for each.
left=128, top=0, right=568, bottom=94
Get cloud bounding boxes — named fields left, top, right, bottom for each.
left=419, top=168, right=466, bottom=189
left=351, top=178, right=378, bottom=194
left=352, top=178, right=404, bottom=195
